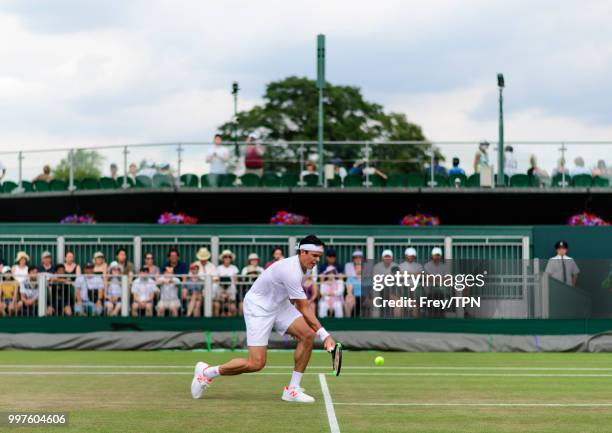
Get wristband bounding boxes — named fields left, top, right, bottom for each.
left=316, top=327, right=330, bottom=342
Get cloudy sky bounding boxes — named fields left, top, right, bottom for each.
left=0, top=0, right=611, bottom=178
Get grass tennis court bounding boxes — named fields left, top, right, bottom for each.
left=1, top=351, right=612, bottom=433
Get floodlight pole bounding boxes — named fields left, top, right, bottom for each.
left=497, top=73, right=505, bottom=187
left=317, top=34, right=326, bottom=185
left=232, top=82, right=240, bottom=157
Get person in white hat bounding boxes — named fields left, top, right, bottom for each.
left=399, top=247, right=424, bottom=274
left=424, top=247, right=451, bottom=318
left=344, top=250, right=363, bottom=278
left=12, top=251, right=30, bottom=290
left=195, top=247, right=216, bottom=277
left=213, top=250, right=240, bottom=317
left=190, top=235, right=337, bottom=404
left=92, top=251, right=108, bottom=276
left=372, top=249, right=398, bottom=277
left=238, top=253, right=264, bottom=315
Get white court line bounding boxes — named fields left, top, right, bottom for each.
left=1, top=371, right=612, bottom=377
left=5, top=364, right=612, bottom=371
left=319, top=373, right=341, bottom=433
left=335, top=402, right=612, bottom=408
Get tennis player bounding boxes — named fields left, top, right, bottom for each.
left=191, top=235, right=336, bottom=403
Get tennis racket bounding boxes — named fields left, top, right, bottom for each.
left=330, top=342, right=343, bottom=376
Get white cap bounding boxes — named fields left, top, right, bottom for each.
left=431, top=247, right=443, bottom=256
left=404, top=247, right=417, bottom=257
left=381, top=249, right=393, bottom=258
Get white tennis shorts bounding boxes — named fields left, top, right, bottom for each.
left=243, top=299, right=302, bottom=346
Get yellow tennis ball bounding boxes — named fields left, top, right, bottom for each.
left=374, top=356, right=385, bottom=366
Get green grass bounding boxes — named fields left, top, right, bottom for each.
left=1, top=351, right=612, bottom=432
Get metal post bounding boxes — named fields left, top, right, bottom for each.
left=133, top=236, right=142, bottom=272
left=68, top=149, right=76, bottom=191
left=364, top=142, right=371, bottom=187
left=497, top=73, right=505, bottom=187
left=560, top=142, right=567, bottom=188
left=204, top=275, right=213, bottom=317
left=37, top=273, right=47, bottom=317
left=232, top=82, right=240, bottom=158
left=444, top=237, right=453, bottom=259
left=211, top=236, right=220, bottom=265
left=298, top=142, right=305, bottom=187
left=121, top=275, right=129, bottom=317
left=430, top=150, right=435, bottom=188
left=15, top=151, right=24, bottom=193
left=366, top=237, right=375, bottom=260
left=288, top=237, right=297, bottom=255
left=122, top=146, right=129, bottom=189
left=317, top=34, right=326, bottom=185
left=57, top=236, right=65, bottom=264
left=177, top=143, right=183, bottom=186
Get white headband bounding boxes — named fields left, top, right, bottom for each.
left=297, top=244, right=324, bottom=253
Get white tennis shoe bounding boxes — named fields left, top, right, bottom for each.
left=191, top=362, right=212, bottom=399
left=281, top=386, right=315, bottom=403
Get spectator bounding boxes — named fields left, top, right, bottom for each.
left=504, top=146, right=518, bottom=177
left=423, top=156, right=448, bottom=178
left=11, top=251, right=29, bottom=290
left=473, top=141, right=490, bottom=173
left=239, top=253, right=264, bottom=315
left=110, top=163, right=119, bottom=180
left=33, top=165, right=53, bottom=183
left=331, top=158, right=347, bottom=180
left=244, top=135, right=265, bottom=176
left=184, top=262, right=205, bottom=317
left=399, top=247, right=424, bottom=317
left=0, top=159, right=6, bottom=182
left=128, top=163, right=138, bottom=181
left=104, top=263, right=123, bottom=316
left=544, top=240, right=579, bottom=287
left=156, top=267, right=182, bottom=317
left=114, top=247, right=135, bottom=281
left=93, top=251, right=108, bottom=276
left=448, top=158, right=466, bottom=176
left=63, top=251, right=81, bottom=276
left=552, top=158, right=570, bottom=177
left=16, top=267, right=39, bottom=316
left=571, top=157, right=590, bottom=176
left=318, top=248, right=344, bottom=275
left=373, top=249, right=398, bottom=276
left=74, top=262, right=104, bottom=316
left=300, top=160, right=318, bottom=179
left=195, top=247, right=216, bottom=277
left=142, top=252, right=160, bottom=276
left=344, top=250, right=363, bottom=278
left=206, top=134, right=231, bottom=187
left=265, top=247, right=284, bottom=269
left=213, top=250, right=238, bottom=316
left=302, top=274, right=318, bottom=316
left=527, top=155, right=549, bottom=181
left=349, top=160, right=388, bottom=180
left=47, top=263, right=73, bottom=316
left=131, top=268, right=157, bottom=317
left=344, top=260, right=362, bottom=318
left=0, top=266, right=18, bottom=316
left=317, top=266, right=345, bottom=318
left=165, top=248, right=188, bottom=276
left=592, top=160, right=610, bottom=178
left=424, top=247, right=451, bottom=318
left=37, top=251, right=55, bottom=274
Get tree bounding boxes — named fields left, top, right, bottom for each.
left=53, top=149, right=104, bottom=182
left=217, top=76, right=431, bottom=173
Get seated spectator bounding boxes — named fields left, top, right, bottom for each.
left=12, top=251, right=30, bottom=290
left=331, top=158, right=347, bottom=180
left=344, top=261, right=362, bottom=318
left=74, top=262, right=104, bottom=316
left=156, top=267, right=182, bottom=317
left=63, top=251, right=81, bottom=276
left=37, top=251, right=55, bottom=274
left=212, top=275, right=237, bottom=317
left=16, top=267, right=39, bottom=316
left=244, top=135, right=265, bottom=177
left=104, top=263, right=123, bottom=316
left=317, top=266, right=345, bottom=318
left=215, top=250, right=239, bottom=315
left=527, top=155, right=549, bottom=181
left=474, top=141, right=490, bottom=173
left=423, top=156, right=448, bottom=178
left=114, top=248, right=134, bottom=281
left=300, top=160, right=318, bottom=180
left=552, top=158, right=570, bottom=177
left=47, top=263, right=73, bottom=316
left=570, top=157, right=590, bottom=176
left=0, top=266, right=19, bottom=316
left=344, top=250, right=363, bottom=278
left=302, top=274, right=318, bottom=316
left=318, top=248, right=344, bottom=275
left=504, top=146, right=518, bottom=176
left=128, top=163, right=138, bottom=180
left=592, top=160, right=610, bottom=178
left=195, top=247, right=216, bottom=277
left=142, top=252, right=160, bottom=276
left=110, top=163, right=119, bottom=180
left=349, top=160, right=388, bottom=180
left=131, top=269, right=157, bottom=317
left=184, top=263, right=205, bottom=317
left=265, top=247, right=285, bottom=269
left=448, top=158, right=466, bottom=176
left=424, top=247, right=452, bottom=318
left=239, top=253, right=264, bottom=315
left=165, top=248, right=188, bottom=277
left=33, top=165, right=53, bottom=183
left=92, top=251, right=108, bottom=276
left=399, top=247, right=424, bottom=318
